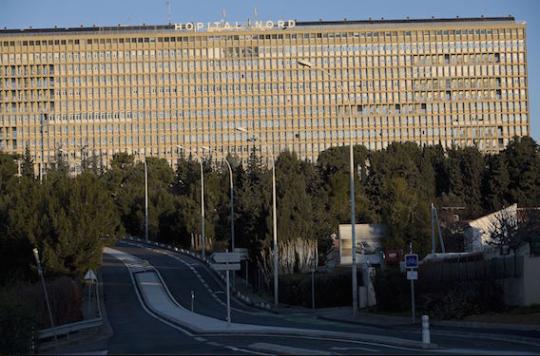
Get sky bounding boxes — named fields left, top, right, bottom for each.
left=1, top=0, right=539, bottom=141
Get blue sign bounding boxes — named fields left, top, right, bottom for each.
left=405, top=254, right=418, bottom=269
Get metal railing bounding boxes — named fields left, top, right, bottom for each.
left=38, top=272, right=104, bottom=341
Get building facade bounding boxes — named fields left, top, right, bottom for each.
left=0, top=17, right=529, bottom=173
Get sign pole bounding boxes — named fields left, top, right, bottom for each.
left=226, top=269, right=231, bottom=325
left=408, top=242, right=416, bottom=323
left=411, top=278, right=416, bottom=323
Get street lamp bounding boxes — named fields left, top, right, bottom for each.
left=178, top=145, right=206, bottom=258
left=236, top=127, right=279, bottom=307
left=297, top=59, right=360, bottom=316
left=32, top=248, right=55, bottom=328
left=201, top=147, right=236, bottom=251
left=144, top=158, right=149, bottom=243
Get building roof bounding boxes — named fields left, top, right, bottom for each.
left=0, top=16, right=517, bottom=35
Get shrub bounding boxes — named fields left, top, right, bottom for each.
left=373, top=268, right=410, bottom=312
left=279, top=269, right=363, bottom=307
left=418, top=280, right=504, bottom=320
left=0, top=288, right=38, bottom=354
left=374, top=267, right=505, bottom=319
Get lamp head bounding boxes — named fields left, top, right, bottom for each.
left=297, top=59, right=313, bottom=68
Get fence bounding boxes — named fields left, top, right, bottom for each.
left=38, top=274, right=103, bottom=342
left=419, top=255, right=524, bottom=283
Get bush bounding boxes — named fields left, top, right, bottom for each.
left=418, top=280, right=505, bottom=320
left=279, top=269, right=363, bottom=308
left=10, top=277, right=83, bottom=328
left=374, top=268, right=410, bottom=312
left=0, top=288, right=38, bottom=354
left=374, top=267, right=505, bottom=319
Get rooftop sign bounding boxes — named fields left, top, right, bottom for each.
left=174, top=20, right=296, bottom=32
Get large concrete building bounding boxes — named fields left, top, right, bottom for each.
left=0, top=16, right=529, bottom=174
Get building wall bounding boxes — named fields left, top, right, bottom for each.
left=0, top=17, right=529, bottom=174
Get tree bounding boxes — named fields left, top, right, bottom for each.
left=482, top=154, right=510, bottom=211
left=504, top=137, right=540, bottom=207
left=487, top=209, right=521, bottom=255
left=380, top=177, right=431, bottom=256
left=21, top=146, right=35, bottom=179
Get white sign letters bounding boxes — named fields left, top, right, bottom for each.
left=174, top=20, right=296, bottom=32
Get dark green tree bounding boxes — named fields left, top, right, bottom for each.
left=21, top=146, right=35, bottom=179
left=504, top=137, right=540, bottom=207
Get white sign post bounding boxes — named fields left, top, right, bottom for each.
left=210, top=250, right=241, bottom=325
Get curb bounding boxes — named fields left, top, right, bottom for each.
left=316, top=315, right=412, bottom=330
left=116, top=251, right=436, bottom=350
left=123, top=237, right=277, bottom=313
left=432, top=319, right=540, bottom=332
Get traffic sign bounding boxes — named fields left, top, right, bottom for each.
left=210, top=263, right=241, bottom=271
left=210, top=251, right=241, bottom=263
left=405, top=254, right=418, bottom=269
left=233, top=248, right=249, bottom=260
left=407, top=270, right=418, bottom=280
left=84, top=269, right=97, bottom=282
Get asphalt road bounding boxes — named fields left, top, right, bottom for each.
left=85, top=241, right=540, bottom=354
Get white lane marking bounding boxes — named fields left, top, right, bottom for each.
left=194, top=337, right=206, bottom=342
left=146, top=246, right=263, bottom=315
left=248, top=342, right=332, bottom=355
left=201, top=333, right=422, bottom=352
left=331, top=346, right=379, bottom=352
left=442, top=349, right=539, bottom=355
left=105, top=249, right=195, bottom=338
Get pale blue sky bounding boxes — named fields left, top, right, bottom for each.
left=1, top=0, right=538, bottom=140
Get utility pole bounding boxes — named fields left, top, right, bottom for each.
left=33, top=248, right=55, bottom=329
left=144, top=159, right=149, bottom=243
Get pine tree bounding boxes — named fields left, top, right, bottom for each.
left=482, top=154, right=510, bottom=211
left=21, top=146, right=35, bottom=179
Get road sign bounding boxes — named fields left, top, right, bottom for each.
left=233, top=248, right=249, bottom=260
left=210, top=263, right=241, bottom=271
left=211, top=252, right=241, bottom=264
left=407, top=270, right=418, bottom=280
left=405, top=254, right=418, bottom=269
left=84, top=269, right=97, bottom=282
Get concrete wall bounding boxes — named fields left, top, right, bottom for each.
left=523, top=255, right=540, bottom=306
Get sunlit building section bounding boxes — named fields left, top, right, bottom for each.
left=0, top=17, right=529, bottom=173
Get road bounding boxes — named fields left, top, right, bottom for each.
left=94, top=241, right=540, bottom=354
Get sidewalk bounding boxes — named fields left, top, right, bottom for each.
left=232, top=278, right=540, bottom=333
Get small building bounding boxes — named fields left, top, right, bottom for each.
left=338, top=224, right=386, bottom=265
left=463, top=204, right=518, bottom=252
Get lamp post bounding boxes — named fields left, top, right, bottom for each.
left=178, top=145, right=206, bottom=258
left=32, top=248, right=55, bottom=329
left=236, top=127, right=279, bottom=306
left=297, top=59, right=359, bottom=316
left=203, top=147, right=235, bottom=250
left=144, top=158, right=149, bottom=243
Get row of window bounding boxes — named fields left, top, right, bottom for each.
left=0, top=40, right=526, bottom=63
left=0, top=26, right=525, bottom=47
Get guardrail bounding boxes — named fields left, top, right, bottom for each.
left=124, top=236, right=273, bottom=311
left=38, top=271, right=104, bottom=341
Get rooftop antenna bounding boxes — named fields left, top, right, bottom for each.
left=166, top=0, right=172, bottom=24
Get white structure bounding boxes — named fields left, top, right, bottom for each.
left=463, top=204, right=518, bottom=252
